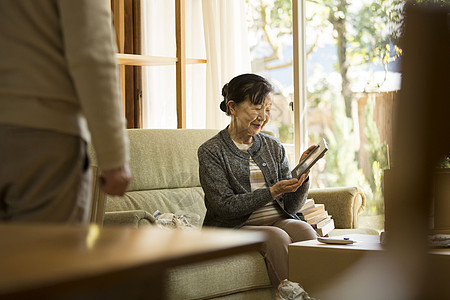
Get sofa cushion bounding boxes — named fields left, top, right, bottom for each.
left=126, top=129, right=218, bottom=192
left=99, top=129, right=218, bottom=223
left=106, top=187, right=207, bottom=223
left=103, top=210, right=155, bottom=227
left=166, top=251, right=273, bottom=300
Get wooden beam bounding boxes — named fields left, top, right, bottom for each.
left=119, top=65, right=126, bottom=115
left=175, top=0, right=187, bottom=129
left=124, top=0, right=135, bottom=128
left=117, top=54, right=176, bottom=65
left=113, top=0, right=125, bottom=53
left=186, top=58, right=207, bottom=64
left=112, top=0, right=126, bottom=115
left=133, top=0, right=142, bottom=128
left=292, top=0, right=308, bottom=162
left=116, top=54, right=206, bottom=66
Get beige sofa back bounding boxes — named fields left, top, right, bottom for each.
left=101, top=129, right=218, bottom=223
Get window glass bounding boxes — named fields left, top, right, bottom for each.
left=185, top=0, right=206, bottom=59
left=186, top=63, right=207, bottom=128
left=142, top=65, right=177, bottom=128
left=247, top=0, right=405, bottom=232
left=142, top=0, right=175, bottom=57
left=141, top=0, right=206, bottom=129
left=246, top=0, right=296, bottom=165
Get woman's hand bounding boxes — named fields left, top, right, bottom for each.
left=300, top=144, right=319, bottom=161
left=269, top=170, right=310, bottom=198
left=269, top=144, right=320, bottom=198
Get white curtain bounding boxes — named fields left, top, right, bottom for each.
left=202, top=0, right=252, bottom=129
left=142, top=0, right=206, bottom=128
left=142, top=0, right=251, bottom=129
left=142, top=0, right=177, bottom=128
left=186, top=0, right=207, bottom=129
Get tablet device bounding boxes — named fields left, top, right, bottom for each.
left=291, top=138, right=328, bottom=179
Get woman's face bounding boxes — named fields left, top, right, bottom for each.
left=229, top=94, right=272, bottom=137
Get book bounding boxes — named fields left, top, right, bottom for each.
left=297, top=198, right=335, bottom=236
left=312, top=216, right=332, bottom=229
left=305, top=211, right=328, bottom=225
left=299, top=203, right=324, bottom=215
left=300, top=204, right=325, bottom=219
left=298, top=199, right=315, bottom=213
left=315, top=219, right=335, bottom=236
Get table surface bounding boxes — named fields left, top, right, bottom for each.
left=289, top=233, right=450, bottom=298
left=290, top=234, right=382, bottom=251
left=0, top=223, right=265, bottom=296
left=290, top=233, right=450, bottom=256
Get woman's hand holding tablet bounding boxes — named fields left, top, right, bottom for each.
left=291, top=138, right=328, bottom=179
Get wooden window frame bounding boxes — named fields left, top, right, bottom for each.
left=292, top=0, right=308, bottom=162
left=111, top=0, right=206, bottom=129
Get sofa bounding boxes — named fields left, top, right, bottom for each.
left=89, top=129, right=378, bottom=300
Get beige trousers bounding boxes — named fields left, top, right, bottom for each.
left=0, top=124, right=92, bottom=224
left=243, top=218, right=318, bottom=287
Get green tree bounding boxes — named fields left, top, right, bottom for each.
left=326, top=0, right=352, bottom=117
left=247, top=0, right=405, bottom=114
left=323, top=89, right=372, bottom=199
left=364, top=98, right=388, bottom=213
left=348, top=1, right=404, bottom=87
left=246, top=0, right=294, bottom=72
left=314, top=0, right=404, bottom=116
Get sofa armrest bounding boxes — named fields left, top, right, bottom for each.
left=89, top=165, right=106, bottom=225
left=308, top=187, right=366, bottom=229
left=103, top=210, right=156, bottom=228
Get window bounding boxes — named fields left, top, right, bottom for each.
left=110, top=0, right=207, bottom=129
left=141, top=0, right=207, bottom=129
left=112, top=0, right=251, bottom=130
left=247, top=0, right=405, bottom=232
left=245, top=0, right=309, bottom=166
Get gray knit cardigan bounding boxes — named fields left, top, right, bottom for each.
left=198, top=127, right=310, bottom=228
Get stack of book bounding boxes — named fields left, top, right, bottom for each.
left=297, top=198, right=335, bottom=236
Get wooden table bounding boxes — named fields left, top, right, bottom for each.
left=0, top=223, right=265, bottom=299
left=289, top=234, right=382, bottom=295
left=289, top=234, right=450, bottom=297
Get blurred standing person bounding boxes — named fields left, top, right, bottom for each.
left=0, top=0, right=131, bottom=223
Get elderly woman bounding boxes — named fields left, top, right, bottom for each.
left=198, top=73, right=319, bottom=287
